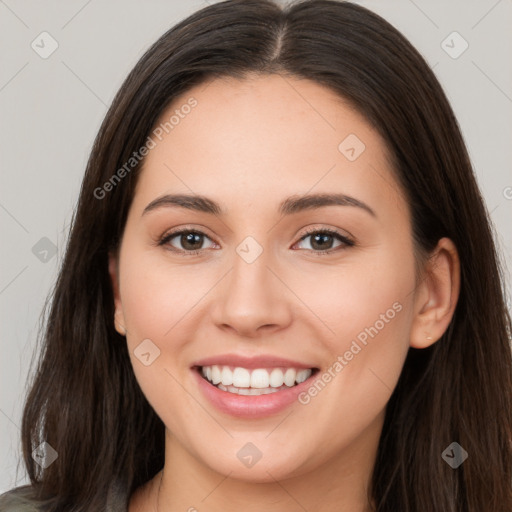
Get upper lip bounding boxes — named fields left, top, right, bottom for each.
left=192, top=354, right=317, bottom=370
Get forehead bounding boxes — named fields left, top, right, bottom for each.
left=132, top=74, right=407, bottom=223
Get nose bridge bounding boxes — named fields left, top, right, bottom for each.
left=232, top=235, right=271, bottom=293
left=229, top=235, right=277, bottom=309
left=212, top=234, right=292, bottom=336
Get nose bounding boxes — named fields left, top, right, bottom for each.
left=211, top=243, right=293, bottom=339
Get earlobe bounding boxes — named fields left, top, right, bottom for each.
left=409, top=237, right=460, bottom=349
left=108, top=251, right=127, bottom=336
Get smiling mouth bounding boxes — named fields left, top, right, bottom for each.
left=195, top=365, right=320, bottom=396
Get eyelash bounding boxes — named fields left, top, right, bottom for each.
left=157, top=226, right=355, bottom=257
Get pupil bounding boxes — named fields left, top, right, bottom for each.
left=182, top=233, right=202, bottom=250
left=312, top=233, right=332, bottom=250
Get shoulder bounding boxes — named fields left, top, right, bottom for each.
left=0, top=480, right=128, bottom=511
left=0, top=486, right=43, bottom=511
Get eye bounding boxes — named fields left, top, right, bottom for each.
left=293, top=228, right=354, bottom=255
left=158, top=228, right=217, bottom=255
left=157, top=226, right=355, bottom=256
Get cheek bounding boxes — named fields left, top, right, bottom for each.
left=295, top=251, right=415, bottom=436
left=293, top=306, right=411, bottom=469
left=330, top=252, right=414, bottom=377
left=293, top=246, right=414, bottom=347
left=119, top=243, right=212, bottom=342
left=117, top=242, right=222, bottom=415
left=118, top=250, right=206, bottom=430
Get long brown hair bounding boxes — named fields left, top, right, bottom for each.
left=10, top=0, right=512, bottom=510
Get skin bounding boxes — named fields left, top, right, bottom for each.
left=109, top=74, right=460, bottom=512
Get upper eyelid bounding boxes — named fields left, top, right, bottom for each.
left=299, top=226, right=349, bottom=237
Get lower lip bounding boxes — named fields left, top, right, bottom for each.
left=192, top=367, right=317, bottom=419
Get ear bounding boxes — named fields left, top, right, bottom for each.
left=109, top=250, right=127, bottom=336
left=409, top=237, right=460, bottom=348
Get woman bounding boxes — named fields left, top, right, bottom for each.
left=1, top=0, right=511, bottom=510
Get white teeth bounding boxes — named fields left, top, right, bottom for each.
left=211, top=365, right=222, bottom=385
left=269, top=368, right=284, bottom=387
left=200, top=365, right=313, bottom=390
left=250, top=369, right=270, bottom=388
left=284, top=368, right=296, bottom=387
left=232, top=367, right=251, bottom=388
left=296, top=369, right=310, bottom=384
left=221, top=366, right=233, bottom=386
left=217, top=383, right=290, bottom=395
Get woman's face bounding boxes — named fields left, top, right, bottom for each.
left=111, top=74, right=422, bottom=483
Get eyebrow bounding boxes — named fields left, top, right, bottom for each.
left=142, top=192, right=376, bottom=218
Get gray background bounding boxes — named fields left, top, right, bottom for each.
left=1, top=0, right=511, bottom=493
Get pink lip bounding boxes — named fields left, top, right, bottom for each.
left=191, top=367, right=319, bottom=419
left=191, top=353, right=316, bottom=370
